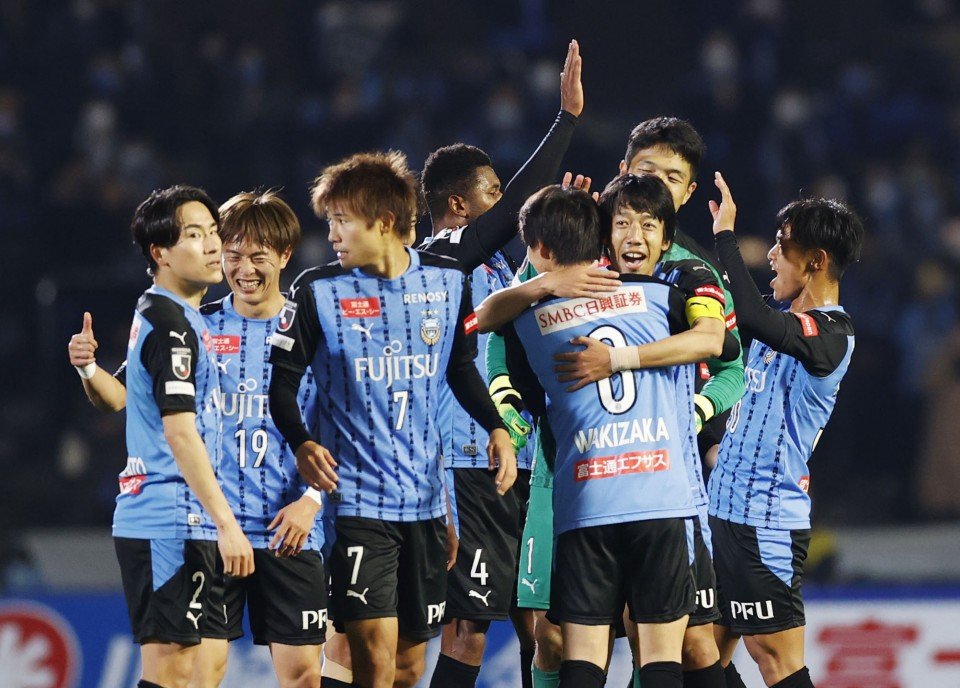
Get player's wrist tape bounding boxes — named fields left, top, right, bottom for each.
left=74, top=363, right=96, bottom=379
left=304, top=487, right=324, bottom=507
left=609, top=346, right=641, bottom=373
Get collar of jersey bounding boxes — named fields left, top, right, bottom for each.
left=350, top=246, right=420, bottom=282
left=148, top=284, right=195, bottom=311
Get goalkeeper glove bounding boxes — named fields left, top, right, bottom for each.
left=489, top=374, right=533, bottom=451
left=694, top=394, right=715, bottom=434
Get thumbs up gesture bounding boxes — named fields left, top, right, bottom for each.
left=68, top=312, right=98, bottom=367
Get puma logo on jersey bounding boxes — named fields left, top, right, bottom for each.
left=215, top=359, right=231, bottom=374
left=468, top=590, right=492, bottom=606
left=520, top=578, right=539, bottom=594
left=346, top=588, right=369, bottom=605
left=351, top=323, right=374, bottom=338
left=169, top=330, right=188, bottom=345
left=186, top=610, right=202, bottom=629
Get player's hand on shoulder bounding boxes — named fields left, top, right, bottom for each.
left=541, top=262, right=620, bottom=300
left=268, top=495, right=321, bottom=557
left=295, top=440, right=339, bottom=492
left=553, top=335, right=613, bottom=391
left=68, top=311, right=98, bottom=367
left=487, top=428, right=518, bottom=496
left=218, top=520, right=255, bottom=578
left=560, top=39, right=584, bottom=117
left=708, top=171, right=737, bottom=235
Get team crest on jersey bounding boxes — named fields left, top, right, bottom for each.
left=420, top=316, right=441, bottom=345
left=763, top=348, right=776, bottom=364
left=171, top=347, right=192, bottom=380
left=278, top=300, right=298, bottom=332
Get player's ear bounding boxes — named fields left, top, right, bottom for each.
left=278, top=247, right=292, bottom=270
left=448, top=194, right=468, bottom=219
left=681, top=181, right=696, bottom=207
left=538, top=242, right=553, bottom=262
left=618, top=160, right=628, bottom=177
left=809, top=248, right=828, bottom=273
left=149, top=244, right=166, bottom=269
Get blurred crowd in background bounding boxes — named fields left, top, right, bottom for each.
left=2, top=0, right=959, bottom=580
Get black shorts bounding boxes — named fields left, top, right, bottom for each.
left=548, top=518, right=695, bottom=626
left=115, top=537, right=226, bottom=645
left=710, top=516, right=810, bottom=634
left=689, top=515, right=721, bottom=627
left=446, top=468, right=530, bottom=621
left=330, top=516, right=447, bottom=642
left=223, top=548, right=328, bottom=646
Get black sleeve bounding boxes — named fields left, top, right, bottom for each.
left=719, top=329, right=741, bottom=362
left=665, top=258, right=727, bottom=308
left=139, top=316, right=199, bottom=415
left=269, top=365, right=314, bottom=450
left=666, top=285, right=690, bottom=336
left=446, top=275, right=507, bottom=434
left=503, top=322, right=546, bottom=420
left=715, top=231, right=851, bottom=375
left=268, top=273, right=323, bottom=449
left=114, top=361, right=127, bottom=387
left=445, top=110, right=578, bottom=271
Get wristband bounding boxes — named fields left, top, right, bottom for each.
left=74, top=363, right=96, bottom=380
left=304, top=487, right=324, bottom=506
left=608, top=346, right=641, bottom=373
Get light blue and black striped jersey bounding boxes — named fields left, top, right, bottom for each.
left=416, top=237, right=533, bottom=470
left=708, top=304, right=855, bottom=529
left=269, top=248, right=501, bottom=522
left=200, top=294, right=324, bottom=550
left=674, top=363, right=708, bottom=508
left=505, top=274, right=698, bottom=535
left=114, top=285, right=222, bottom=540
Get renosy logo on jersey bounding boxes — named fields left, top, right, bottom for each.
left=535, top=286, right=647, bottom=335
left=574, top=449, right=670, bottom=482
left=210, top=335, right=240, bottom=354
left=340, top=297, right=382, bottom=318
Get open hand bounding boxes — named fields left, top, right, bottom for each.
left=560, top=40, right=584, bottom=117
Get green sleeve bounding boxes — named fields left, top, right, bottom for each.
left=701, top=277, right=745, bottom=415
left=701, top=352, right=745, bottom=416
left=485, top=331, right=510, bottom=383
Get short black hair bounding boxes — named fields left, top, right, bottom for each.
left=130, top=185, right=219, bottom=274
left=421, top=144, right=493, bottom=221
left=624, top=117, right=706, bottom=181
left=776, top=198, right=865, bottom=280
left=519, top=185, right=603, bottom=266
left=599, top=174, right=677, bottom=245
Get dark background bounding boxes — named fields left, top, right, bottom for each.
left=2, top=0, right=958, bottom=555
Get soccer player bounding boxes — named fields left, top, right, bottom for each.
left=557, top=118, right=747, bottom=688
left=267, top=151, right=516, bottom=688
left=498, top=184, right=699, bottom=688
left=68, top=190, right=330, bottom=688
left=71, top=186, right=255, bottom=688
left=417, top=39, right=584, bottom=688
left=706, top=173, right=864, bottom=688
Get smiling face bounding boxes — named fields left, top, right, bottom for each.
left=608, top=205, right=671, bottom=276
left=222, top=239, right=290, bottom=311
left=767, top=224, right=811, bottom=301
left=621, top=145, right=696, bottom=212
left=154, top=201, right=223, bottom=288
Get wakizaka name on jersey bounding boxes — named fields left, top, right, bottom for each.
left=354, top=340, right=440, bottom=385
left=574, top=417, right=671, bottom=452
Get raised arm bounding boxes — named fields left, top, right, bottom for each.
left=67, top=312, right=127, bottom=412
